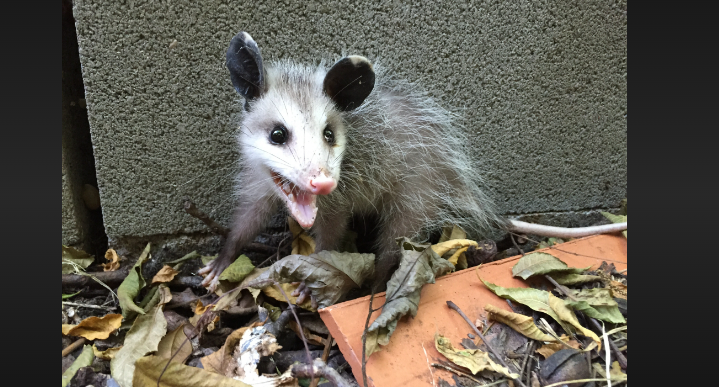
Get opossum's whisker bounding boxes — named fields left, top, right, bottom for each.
left=241, top=144, right=294, bottom=167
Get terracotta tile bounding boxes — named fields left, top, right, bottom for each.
left=319, top=234, right=627, bottom=387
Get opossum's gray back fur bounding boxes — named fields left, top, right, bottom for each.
left=243, top=59, right=506, bottom=242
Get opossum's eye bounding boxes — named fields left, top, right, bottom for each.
left=270, top=125, right=288, bottom=145
left=323, top=127, right=335, bottom=145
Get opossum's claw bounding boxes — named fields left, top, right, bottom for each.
left=199, top=261, right=224, bottom=293
left=291, top=281, right=318, bottom=310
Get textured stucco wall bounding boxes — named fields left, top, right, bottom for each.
left=72, top=0, right=627, bottom=245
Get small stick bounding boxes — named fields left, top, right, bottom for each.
left=293, top=359, right=353, bottom=387
left=309, top=336, right=335, bottom=387
left=62, top=338, right=86, bottom=357
left=183, top=199, right=230, bottom=236
left=544, top=275, right=627, bottom=369
left=361, top=291, right=377, bottom=387
left=510, top=233, right=525, bottom=256
left=519, top=341, right=534, bottom=385
left=62, top=301, right=116, bottom=311
left=446, top=301, right=527, bottom=387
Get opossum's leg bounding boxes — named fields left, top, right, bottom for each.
left=199, top=198, right=278, bottom=292
left=311, top=209, right=351, bottom=252
left=373, top=209, right=431, bottom=292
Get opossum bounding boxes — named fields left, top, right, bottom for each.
left=199, top=32, right=627, bottom=292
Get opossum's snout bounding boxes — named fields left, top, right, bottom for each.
left=308, top=173, right=336, bottom=195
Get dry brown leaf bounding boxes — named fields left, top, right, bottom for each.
left=200, top=322, right=265, bottom=375
left=61, top=313, right=122, bottom=340
left=261, top=282, right=315, bottom=311
left=484, top=304, right=556, bottom=342
left=535, top=335, right=581, bottom=358
left=289, top=216, right=315, bottom=255
left=287, top=321, right=324, bottom=346
left=152, top=265, right=180, bottom=284
left=103, top=249, right=121, bottom=272
left=156, top=324, right=193, bottom=364
left=133, top=355, right=252, bottom=387
left=435, top=333, right=519, bottom=378
left=93, top=345, right=122, bottom=360
left=610, top=280, right=627, bottom=299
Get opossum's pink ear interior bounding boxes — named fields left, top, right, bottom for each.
left=324, top=56, right=375, bottom=111
left=226, top=32, right=264, bottom=106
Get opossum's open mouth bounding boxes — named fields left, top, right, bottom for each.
left=271, top=171, right=318, bottom=229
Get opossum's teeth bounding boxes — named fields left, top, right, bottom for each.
left=287, top=190, right=318, bottom=230
left=282, top=182, right=291, bottom=195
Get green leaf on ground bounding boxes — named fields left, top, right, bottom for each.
left=62, top=245, right=94, bottom=274
left=481, top=279, right=575, bottom=336
left=201, top=255, right=217, bottom=265
left=62, top=291, right=81, bottom=300
left=117, top=243, right=151, bottom=320
left=365, top=238, right=455, bottom=357
left=511, top=252, right=589, bottom=280
left=219, top=254, right=255, bottom=282
left=565, top=288, right=626, bottom=324
left=435, top=333, right=519, bottom=378
left=549, top=272, right=603, bottom=285
left=62, top=345, right=95, bottom=387
left=110, top=305, right=167, bottom=387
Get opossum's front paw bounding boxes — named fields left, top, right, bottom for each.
left=198, top=261, right=225, bottom=293
left=291, top=281, right=318, bottom=310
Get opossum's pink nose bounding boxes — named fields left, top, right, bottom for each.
left=308, top=175, right=336, bottom=195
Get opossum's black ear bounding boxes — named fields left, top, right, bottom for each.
left=324, top=56, right=375, bottom=111
left=226, top=32, right=265, bottom=104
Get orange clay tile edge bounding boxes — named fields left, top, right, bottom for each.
left=319, top=234, right=627, bottom=387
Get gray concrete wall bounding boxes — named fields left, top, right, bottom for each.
left=72, top=0, right=627, bottom=251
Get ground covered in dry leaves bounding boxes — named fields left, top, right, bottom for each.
left=62, top=212, right=627, bottom=387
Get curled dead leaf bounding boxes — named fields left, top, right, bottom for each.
left=484, top=304, right=556, bottom=342
left=535, top=335, right=581, bottom=359
left=103, top=249, right=120, bottom=272
left=61, top=313, right=122, bottom=340
left=93, top=345, right=122, bottom=360
left=152, top=265, right=180, bottom=284
left=434, top=333, right=519, bottom=378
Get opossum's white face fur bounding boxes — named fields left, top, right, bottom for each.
left=240, top=69, right=347, bottom=228
left=226, top=32, right=375, bottom=229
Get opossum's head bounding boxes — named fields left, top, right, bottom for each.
left=226, top=32, right=375, bottom=229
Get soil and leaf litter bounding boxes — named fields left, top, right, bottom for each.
left=62, top=210, right=626, bottom=387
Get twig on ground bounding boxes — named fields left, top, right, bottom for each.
left=510, top=233, right=525, bottom=256
left=183, top=199, right=230, bottom=236
left=361, top=290, right=377, bottom=387
left=62, top=301, right=116, bottom=311
left=520, top=340, right=535, bottom=385
left=292, top=358, right=353, bottom=387
left=62, top=338, right=86, bottom=357
left=62, top=267, right=130, bottom=288
left=309, top=336, right=335, bottom=387
left=446, top=300, right=527, bottom=387
left=544, top=275, right=627, bottom=369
